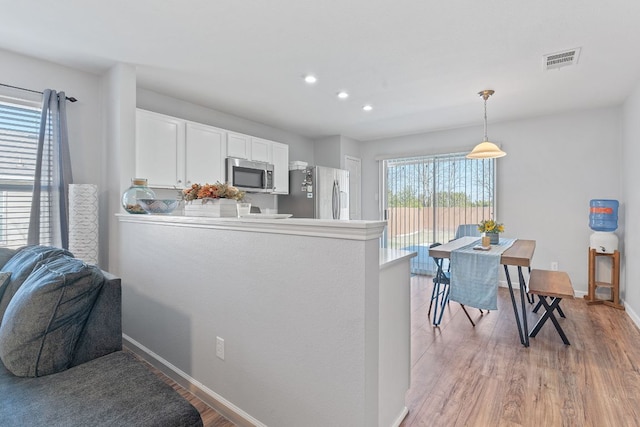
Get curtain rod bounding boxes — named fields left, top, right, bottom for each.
left=0, top=83, right=78, bottom=102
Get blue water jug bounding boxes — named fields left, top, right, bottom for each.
left=589, top=199, right=619, bottom=232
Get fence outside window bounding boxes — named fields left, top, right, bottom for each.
left=382, top=152, right=496, bottom=274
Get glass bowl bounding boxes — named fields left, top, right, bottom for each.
left=137, top=199, right=179, bottom=215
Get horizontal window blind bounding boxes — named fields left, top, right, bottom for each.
left=0, top=98, right=49, bottom=248
left=383, top=152, right=495, bottom=275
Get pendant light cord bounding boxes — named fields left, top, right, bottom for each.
left=483, top=97, right=488, bottom=142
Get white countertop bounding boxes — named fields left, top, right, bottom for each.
left=116, top=213, right=387, bottom=241
left=379, top=248, right=417, bottom=269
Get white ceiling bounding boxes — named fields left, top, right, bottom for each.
left=1, top=0, right=639, bottom=141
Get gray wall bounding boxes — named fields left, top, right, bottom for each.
left=313, top=135, right=362, bottom=170
left=360, top=107, right=622, bottom=295
left=313, top=136, right=341, bottom=168
left=622, top=80, right=640, bottom=324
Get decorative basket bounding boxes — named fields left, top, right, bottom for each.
left=184, top=198, right=237, bottom=217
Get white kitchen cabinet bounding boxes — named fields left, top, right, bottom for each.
left=227, top=132, right=251, bottom=159
left=136, top=109, right=227, bottom=188
left=185, top=122, right=227, bottom=186
left=250, top=137, right=272, bottom=163
left=271, top=141, right=289, bottom=194
left=136, top=110, right=185, bottom=188
left=136, top=109, right=289, bottom=192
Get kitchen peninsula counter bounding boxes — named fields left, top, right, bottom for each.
left=116, top=213, right=387, bottom=239
left=116, top=214, right=412, bottom=427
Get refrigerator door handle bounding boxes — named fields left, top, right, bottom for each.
left=332, top=180, right=339, bottom=219
left=336, top=180, right=341, bottom=219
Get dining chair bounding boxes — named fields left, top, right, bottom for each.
left=454, top=224, right=481, bottom=239
left=428, top=243, right=450, bottom=325
left=429, top=242, right=484, bottom=327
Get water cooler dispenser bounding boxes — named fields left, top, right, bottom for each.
left=586, top=199, right=624, bottom=309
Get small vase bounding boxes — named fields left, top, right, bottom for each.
left=122, top=178, right=156, bottom=214
left=486, top=232, right=500, bottom=245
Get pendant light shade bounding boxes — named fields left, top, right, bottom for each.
left=467, top=90, right=506, bottom=159
left=467, top=141, right=506, bottom=159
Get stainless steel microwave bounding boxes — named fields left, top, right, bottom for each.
left=226, top=158, right=274, bottom=193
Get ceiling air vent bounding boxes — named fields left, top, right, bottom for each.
left=544, top=47, right=581, bottom=70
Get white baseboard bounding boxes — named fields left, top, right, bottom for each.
left=392, top=407, right=409, bottom=427
left=625, top=302, right=640, bottom=329
left=122, top=334, right=266, bottom=427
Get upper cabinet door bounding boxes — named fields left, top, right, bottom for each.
left=227, top=132, right=251, bottom=159
left=136, top=110, right=185, bottom=187
left=250, top=137, right=272, bottom=163
left=271, top=141, right=289, bottom=194
left=185, top=122, right=227, bottom=186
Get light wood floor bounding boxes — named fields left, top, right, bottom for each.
left=400, top=274, right=640, bottom=427
left=143, top=274, right=640, bottom=427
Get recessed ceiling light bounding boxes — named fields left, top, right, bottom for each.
left=337, top=91, right=349, bottom=99
left=304, top=75, right=317, bottom=84
left=363, top=104, right=373, bottom=111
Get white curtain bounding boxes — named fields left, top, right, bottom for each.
left=27, top=89, right=73, bottom=248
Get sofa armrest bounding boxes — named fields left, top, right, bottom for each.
left=71, top=271, right=122, bottom=366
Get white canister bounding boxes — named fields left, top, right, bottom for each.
left=590, top=231, right=619, bottom=254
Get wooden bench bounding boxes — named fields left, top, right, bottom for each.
left=528, top=269, right=575, bottom=345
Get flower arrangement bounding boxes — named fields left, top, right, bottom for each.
left=478, top=219, right=505, bottom=234
left=182, top=182, right=245, bottom=202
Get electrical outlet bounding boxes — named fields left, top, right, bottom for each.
left=551, top=261, right=558, bottom=271
left=216, top=336, right=225, bottom=360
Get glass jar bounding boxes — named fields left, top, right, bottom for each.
left=122, top=178, right=156, bottom=214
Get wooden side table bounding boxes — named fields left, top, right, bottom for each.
left=585, top=248, right=624, bottom=310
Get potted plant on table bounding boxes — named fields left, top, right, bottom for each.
left=478, top=219, right=504, bottom=245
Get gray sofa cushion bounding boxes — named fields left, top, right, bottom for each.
left=0, top=245, right=72, bottom=322
left=0, top=272, right=10, bottom=291
left=0, top=350, right=203, bottom=427
left=0, top=255, right=104, bottom=377
left=0, top=247, right=17, bottom=269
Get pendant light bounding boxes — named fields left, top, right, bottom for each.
left=466, top=89, right=506, bottom=159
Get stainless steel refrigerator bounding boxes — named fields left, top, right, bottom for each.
left=279, top=166, right=350, bottom=219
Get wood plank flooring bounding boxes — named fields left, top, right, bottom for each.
left=401, top=274, right=640, bottom=427
left=137, top=273, right=640, bottom=427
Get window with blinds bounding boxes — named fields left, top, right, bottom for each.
left=383, top=152, right=496, bottom=274
left=0, top=97, right=49, bottom=249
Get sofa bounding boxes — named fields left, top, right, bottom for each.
left=0, top=245, right=203, bottom=426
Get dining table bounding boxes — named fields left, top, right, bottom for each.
left=428, top=236, right=536, bottom=347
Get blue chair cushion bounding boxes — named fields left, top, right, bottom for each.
left=0, top=256, right=104, bottom=377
